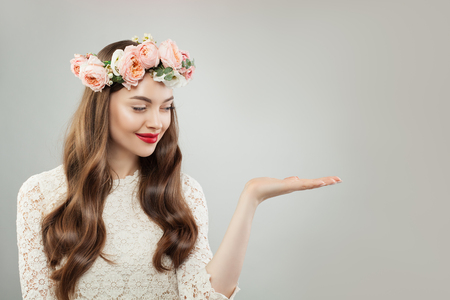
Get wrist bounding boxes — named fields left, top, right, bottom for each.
left=238, top=189, right=260, bottom=211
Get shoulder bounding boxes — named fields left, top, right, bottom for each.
left=180, top=172, right=204, bottom=194
left=180, top=172, right=208, bottom=212
left=18, top=164, right=67, bottom=213
left=18, top=164, right=63, bottom=193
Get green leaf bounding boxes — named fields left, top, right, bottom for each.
left=112, top=76, right=124, bottom=83
left=182, top=60, right=185, bottom=68
left=156, top=69, right=164, bottom=76
left=187, top=60, right=191, bottom=67
left=163, top=67, right=173, bottom=74
left=103, top=60, right=111, bottom=65
left=164, top=74, right=173, bottom=81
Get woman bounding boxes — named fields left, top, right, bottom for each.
left=16, top=34, right=342, bottom=300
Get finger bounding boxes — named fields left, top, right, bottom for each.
left=317, top=176, right=342, bottom=185
left=284, top=177, right=328, bottom=190
left=285, top=176, right=342, bottom=183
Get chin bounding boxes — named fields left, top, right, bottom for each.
left=135, top=148, right=157, bottom=158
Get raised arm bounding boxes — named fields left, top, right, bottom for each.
left=203, top=186, right=257, bottom=298
left=205, top=175, right=342, bottom=298
left=16, top=176, right=56, bottom=299
left=178, top=173, right=341, bottom=298
left=176, top=174, right=241, bottom=299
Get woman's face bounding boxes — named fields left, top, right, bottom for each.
left=108, top=73, right=174, bottom=160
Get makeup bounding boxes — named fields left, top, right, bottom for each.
left=136, top=133, right=158, bottom=143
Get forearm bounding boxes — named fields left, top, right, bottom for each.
left=205, top=192, right=258, bottom=298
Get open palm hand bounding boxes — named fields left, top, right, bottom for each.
left=243, top=175, right=342, bottom=206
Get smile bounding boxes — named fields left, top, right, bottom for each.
left=136, top=133, right=158, bottom=144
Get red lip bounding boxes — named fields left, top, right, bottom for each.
left=136, top=133, right=159, bottom=144
left=136, top=133, right=159, bottom=138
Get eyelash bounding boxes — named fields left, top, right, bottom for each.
left=132, top=106, right=174, bottom=112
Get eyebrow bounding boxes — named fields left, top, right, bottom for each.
left=129, top=95, right=174, bottom=103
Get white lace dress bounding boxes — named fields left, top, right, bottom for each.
left=16, top=164, right=241, bottom=299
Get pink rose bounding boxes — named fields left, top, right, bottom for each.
left=85, top=55, right=104, bottom=67
left=137, top=41, right=160, bottom=69
left=180, top=50, right=190, bottom=62
left=178, top=50, right=193, bottom=75
left=78, top=56, right=108, bottom=92
left=184, top=65, right=195, bottom=81
left=70, top=54, right=88, bottom=77
left=118, top=45, right=145, bottom=89
left=158, top=39, right=183, bottom=70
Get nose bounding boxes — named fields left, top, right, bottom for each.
left=145, top=107, right=163, bottom=131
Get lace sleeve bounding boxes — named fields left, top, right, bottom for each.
left=177, top=175, right=241, bottom=300
left=16, top=175, right=56, bottom=299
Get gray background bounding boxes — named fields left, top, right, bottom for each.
left=2, top=0, right=449, bottom=299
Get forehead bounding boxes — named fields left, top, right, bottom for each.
left=112, top=73, right=173, bottom=103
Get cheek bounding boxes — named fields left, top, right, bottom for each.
left=118, top=111, right=138, bottom=130
left=110, top=106, right=139, bottom=135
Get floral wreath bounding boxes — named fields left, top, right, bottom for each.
left=70, top=33, right=196, bottom=92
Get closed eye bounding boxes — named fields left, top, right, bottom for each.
left=132, top=106, right=175, bottom=112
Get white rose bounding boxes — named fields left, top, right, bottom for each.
left=110, top=49, right=124, bottom=76
left=152, top=69, right=187, bottom=89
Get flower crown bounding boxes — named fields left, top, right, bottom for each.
left=70, top=33, right=196, bottom=92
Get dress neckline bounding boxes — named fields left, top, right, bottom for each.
left=112, top=168, right=140, bottom=184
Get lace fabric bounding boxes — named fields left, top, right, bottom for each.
left=16, top=164, right=240, bottom=299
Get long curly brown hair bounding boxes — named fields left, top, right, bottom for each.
left=41, top=40, right=199, bottom=300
